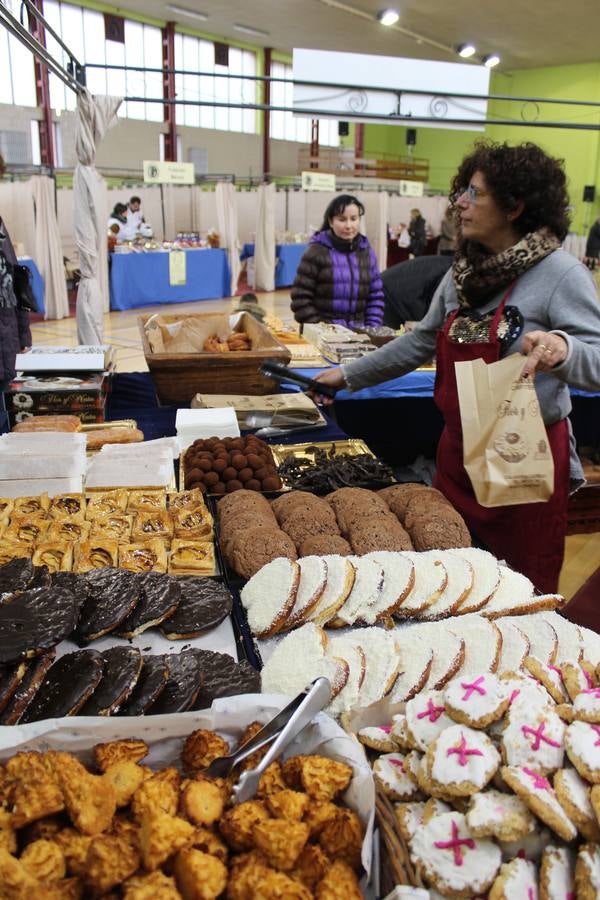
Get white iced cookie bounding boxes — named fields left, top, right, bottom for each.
left=489, top=858, right=538, bottom=900
left=554, top=767, right=600, bottom=842
left=466, top=788, right=535, bottom=842
left=575, top=844, right=600, bottom=900
left=373, top=752, right=420, bottom=801
left=523, top=657, right=569, bottom=704
left=499, top=672, right=555, bottom=713
left=405, top=690, right=454, bottom=752
left=501, top=705, right=565, bottom=773
left=501, top=766, right=577, bottom=842
left=565, top=720, right=600, bottom=784
left=540, top=845, right=576, bottom=900
left=390, top=713, right=412, bottom=750
left=444, top=673, right=509, bottom=729
left=396, top=801, right=426, bottom=842
left=573, top=685, right=600, bottom=724
left=357, top=724, right=396, bottom=752
left=427, top=725, right=500, bottom=796
left=410, top=811, right=501, bottom=898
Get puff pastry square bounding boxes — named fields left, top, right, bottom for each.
left=171, top=507, right=213, bottom=541
left=90, top=513, right=134, bottom=543
left=49, top=493, right=87, bottom=522
left=168, top=489, right=206, bottom=513
left=131, top=510, right=174, bottom=545
left=13, top=493, right=50, bottom=516
left=0, top=499, right=15, bottom=520
left=168, top=540, right=215, bottom=575
left=46, top=519, right=92, bottom=544
left=0, top=541, right=33, bottom=566
left=74, top=538, right=119, bottom=572
left=118, top=539, right=167, bottom=574
left=85, top=490, right=128, bottom=520
left=32, top=541, right=74, bottom=573
left=127, top=489, right=167, bottom=512
left=4, top=515, right=50, bottom=545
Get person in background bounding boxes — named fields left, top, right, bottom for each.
left=0, top=155, right=32, bottom=393
left=408, top=207, right=427, bottom=257
left=382, top=255, right=452, bottom=328
left=107, top=203, right=129, bottom=240
left=126, top=195, right=144, bottom=236
left=584, top=214, right=600, bottom=268
left=438, top=203, right=457, bottom=256
left=291, top=194, right=384, bottom=328
left=312, top=141, right=600, bottom=593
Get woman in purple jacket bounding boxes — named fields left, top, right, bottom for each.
left=291, top=194, right=384, bottom=328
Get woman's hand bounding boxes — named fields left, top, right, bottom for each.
left=521, top=331, right=568, bottom=378
left=310, top=367, right=347, bottom=406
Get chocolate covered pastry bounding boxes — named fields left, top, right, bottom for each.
left=0, top=660, right=29, bottom=715
left=0, top=558, right=35, bottom=595
left=160, top=576, right=232, bottom=639
left=77, top=566, right=141, bottom=642
left=118, top=654, right=170, bottom=716
left=79, top=646, right=143, bottom=716
left=147, top=650, right=204, bottom=714
left=0, top=582, right=79, bottom=664
left=0, top=651, right=55, bottom=725
left=116, top=571, right=181, bottom=638
left=20, top=649, right=104, bottom=722
left=192, top=650, right=260, bottom=709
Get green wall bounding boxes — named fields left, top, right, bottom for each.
left=359, top=62, right=600, bottom=235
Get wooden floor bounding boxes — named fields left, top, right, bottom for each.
left=30, top=289, right=600, bottom=602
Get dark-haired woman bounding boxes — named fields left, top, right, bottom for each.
left=312, top=142, right=600, bottom=592
left=107, top=202, right=129, bottom=239
left=291, top=194, right=384, bottom=328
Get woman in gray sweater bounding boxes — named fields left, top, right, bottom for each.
left=314, top=141, right=600, bottom=593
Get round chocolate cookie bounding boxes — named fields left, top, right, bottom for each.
left=409, top=511, right=472, bottom=551
left=146, top=650, right=204, bottom=714
left=298, top=534, right=353, bottom=557
left=79, top=647, right=143, bottom=716
left=116, top=572, right=181, bottom=639
left=348, top=514, right=414, bottom=554
left=403, top=490, right=453, bottom=531
left=77, top=567, right=142, bottom=642
left=0, top=651, right=56, bottom=725
left=230, top=526, right=297, bottom=580
left=281, top=510, right=340, bottom=549
left=160, top=576, right=233, bottom=639
left=277, top=496, right=338, bottom=528
left=51, top=571, right=88, bottom=614
left=0, top=583, right=79, bottom=665
left=377, top=483, right=431, bottom=520
left=192, top=650, right=260, bottom=709
left=20, top=649, right=104, bottom=723
left=0, top=558, right=35, bottom=596
left=118, top=654, right=170, bottom=716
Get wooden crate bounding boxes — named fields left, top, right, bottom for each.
left=138, top=311, right=292, bottom=404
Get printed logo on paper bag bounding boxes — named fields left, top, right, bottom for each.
left=494, top=431, right=529, bottom=463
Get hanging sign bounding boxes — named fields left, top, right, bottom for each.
left=399, top=180, right=424, bottom=197
left=169, top=250, right=187, bottom=286
left=301, top=171, right=337, bottom=191
left=143, top=161, right=195, bottom=184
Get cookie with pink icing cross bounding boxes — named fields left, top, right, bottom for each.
left=554, top=767, right=600, bottom=842
left=357, top=723, right=397, bottom=752
left=466, top=788, right=535, bottom=842
left=410, top=811, right=502, bottom=898
left=561, top=661, right=594, bottom=702
left=573, top=684, right=600, bottom=724
left=404, top=690, right=454, bottom=752
left=501, top=765, right=577, bottom=842
left=524, top=657, right=569, bottom=704
left=565, top=720, right=600, bottom=783
left=426, top=724, right=500, bottom=797
left=444, top=673, right=510, bottom=729
left=539, top=845, right=576, bottom=900
left=488, top=857, right=538, bottom=900
left=373, top=752, right=421, bottom=801
left=501, top=704, right=565, bottom=773
left=499, top=671, right=555, bottom=713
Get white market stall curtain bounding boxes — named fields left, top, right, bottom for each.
left=30, top=175, right=69, bottom=320
left=74, top=89, right=121, bottom=345
left=371, top=191, right=389, bottom=273
left=215, top=181, right=240, bottom=296
left=161, top=184, right=177, bottom=242
left=254, top=183, right=276, bottom=293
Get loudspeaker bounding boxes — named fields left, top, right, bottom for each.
left=214, top=42, right=229, bottom=67
left=406, top=128, right=417, bottom=146
left=583, top=185, right=596, bottom=202
left=338, top=121, right=349, bottom=137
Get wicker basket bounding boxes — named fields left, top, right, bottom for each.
left=376, top=785, right=424, bottom=894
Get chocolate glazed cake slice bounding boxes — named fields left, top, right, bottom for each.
left=0, top=558, right=35, bottom=596
left=116, top=572, right=181, bottom=639
left=118, top=654, right=170, bottom=716
left=159, top=577, right=233, bottom=640
left=146, top=650, right=204, bottom=714
left=0, top=651, right=56, bottom=724
left=76, top=567, right=142, bottom=642
left=191, top=649, right=260, bottom=710
left=0, top=583, right=79, bottom=665
left=79, top=647, right=143, bottom=716
left=0, top=659, right=32, bottom=715
left=20, top=649, right=104, bottom=723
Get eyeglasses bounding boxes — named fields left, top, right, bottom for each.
left=460, top=184, right=490, bottom=204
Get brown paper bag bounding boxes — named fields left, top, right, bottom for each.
left=455, top=352, right=554, bottom=507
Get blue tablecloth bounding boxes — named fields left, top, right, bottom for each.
left=18, top=257, right=45, bottom=315
left=241, top=243, right=307, bottom=288
left=110, top=248, right=231, bottom=311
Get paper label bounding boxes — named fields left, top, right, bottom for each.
left=169, top=249, right=187, bottom=286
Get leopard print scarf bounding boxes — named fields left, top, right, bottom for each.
left=453, top=228, right=561, bottom=308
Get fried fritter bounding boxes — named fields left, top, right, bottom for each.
left=252, top=819, right=310, bottom=871
left=219, top=800, right=270, bottom=852
left=123, top=870, right=181, bottom=899
left=11, top=774, right=65, bottom=829
left=315, top=859, right=362, bottom=899
left=186, top=826, right=228, bottom=863
left=173, top=848, right=228, bottom=899
left=19, top=814, right=64, bottom=846
left=0, top=847, right=40, bottom=896
left=138, top=810, right=195, bottom=871
left=226, top=858, right=272, bottom=900
left=290, top=844, right=330, bottom=891
left=318, top=809, right=363, bottom=870
left=299, top=757, right=352, bottom=802
left=265, top=790, right=309, bottom=822
left=103, top=761, right=146, bottom=807
left=19, top=838, right=66, bottom=882
left=108, top=813, right=140, bottom=849
left=256, top=763, right=287, bottom=799
left=131, top=768, right=181, bottom=821
left=237, top=721, right=269, bottom=772
left=181, top=730, right=230, bottom=775
left=302, top=801, right=339, bottom=838
left=180, top=779, right=224, bottom=827
left=281, top=756, right=309, bottom=791
left=252, top=869, right=312, bottom=899
left=84, top=834, right=141, bottom=895
left=53, top=827, right=93, bottom=877
left=94, top=740, right=149, bottom=773
left=0, top=807, right=16, bottom=854
left=47, top=751, right=117, bottom=835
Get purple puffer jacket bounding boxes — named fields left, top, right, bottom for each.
left=291, top=230, right=384, bottom=327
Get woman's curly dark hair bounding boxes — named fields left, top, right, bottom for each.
left=450, top=141, right=571, bottom=244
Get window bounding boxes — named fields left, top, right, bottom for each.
left=0, top=0, right=37, bottom=106
left=270, top=62, right=340, bottom=147
left=174, top=35, right=257, bottom=133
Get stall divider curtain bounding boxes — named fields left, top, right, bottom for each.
left=373, top=191, right=389, bottom=274
left=254, top=182, right=276, bottom=293
left=30, top=175, right=69, bottom=320
left=74, top=89, right=121, bottom=344
left=161, top=184, right=176, bottom=243
left=215, top=181, right=240, bottom=297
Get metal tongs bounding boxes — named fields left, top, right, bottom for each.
left=203, top=677, right=331, bottom=804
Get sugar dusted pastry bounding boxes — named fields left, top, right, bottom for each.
left=32, top=541, right=74, bottom=573
left=74, top=538, right=119, bottom=572
left=89, top=513, right=133, bottom=542
left=46, top=519, right=91, bottom=544
left=171, top=507, right=213, bottom=540
left=119, top=539, right=167, bottom=574
left=168, top=540, right=215, bottom=575
left=13, top=493, right=50, bottom=516
left=131, top=510, right=174, bottom=544
left=4, top=515, right=50, bottom=545
left=85, top=490, right=128, bottom=520
left=49, top=493, right=86, bottom=522
left=127, top=489, right=167, bottom=512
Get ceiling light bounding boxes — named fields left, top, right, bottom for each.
left=165, top=4, right=208, bottom=22
left=377, top=9, right=400, bottom=26
left=483, top=53, right=501, bottom=68
left=457, top=43, right=476, bottom=58
left=233, top=23, right=270, bottom=37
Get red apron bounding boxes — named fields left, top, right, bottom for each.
left=433, top=286, right=570, bottom=594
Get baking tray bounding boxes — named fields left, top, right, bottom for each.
left=269, top=438, right=375, bottom=467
